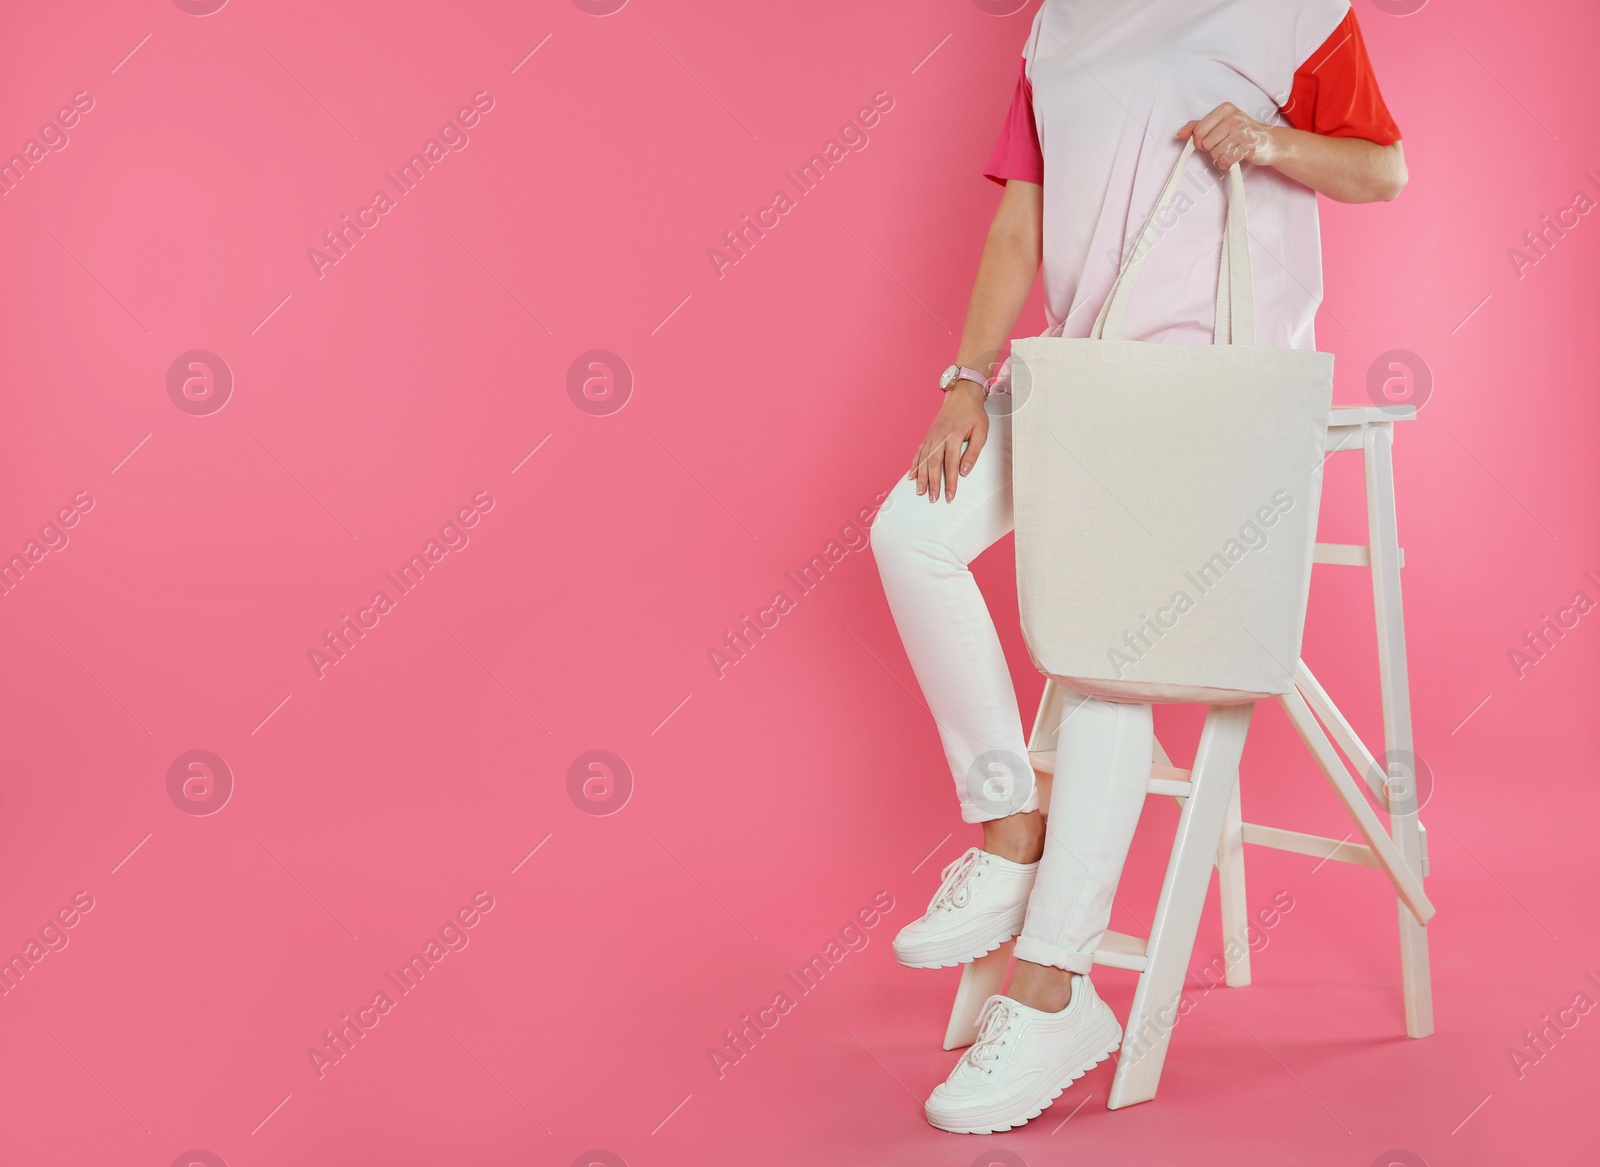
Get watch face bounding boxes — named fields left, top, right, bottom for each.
left=939, top=364, right=959, bottom=388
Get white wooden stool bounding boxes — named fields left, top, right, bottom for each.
left=942, top=404, right=1434, bottom=1109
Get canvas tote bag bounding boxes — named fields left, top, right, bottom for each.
left=1010, top=135, right=1333, bottom=705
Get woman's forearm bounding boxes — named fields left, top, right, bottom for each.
left=1259, top=125, right=1407, bottom=204
left=908, top=180, right=1043, bottom=502
left=1180, top=106, right=1407, bottom=205
left=954, top=180, right=1045, bottom=378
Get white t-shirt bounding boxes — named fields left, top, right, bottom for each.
left=996, top=0, right=1350, bottom=390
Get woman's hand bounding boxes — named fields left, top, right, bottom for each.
left=910, top=380, right=988, bottom=503
left=1177, top=103, right=1279, bottom=170
left=1178, top=103, right=1407, bottom=203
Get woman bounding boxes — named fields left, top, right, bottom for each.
left=869, top=0, right=1406, bottom=1134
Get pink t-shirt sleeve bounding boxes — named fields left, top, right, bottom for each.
left=983, top=56, right=1044, bottom=186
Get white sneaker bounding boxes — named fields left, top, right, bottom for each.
left=924, top=976, right=1122, bottom=1134
left=892, top=847, right=1037, bottom=969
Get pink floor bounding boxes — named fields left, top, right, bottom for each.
left=2, top=0, right=1597, bottom=1164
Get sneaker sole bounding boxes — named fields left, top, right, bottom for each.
left=894, top=925, right=1020, bottom=970
left=924, top=1015, right=1122, bottom=1134
left=893, top=908, right=1027, bottom=970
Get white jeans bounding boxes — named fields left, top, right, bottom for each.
left=870, top=393, right=1154, bottom=974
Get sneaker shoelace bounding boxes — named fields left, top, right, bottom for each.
left=927, top=847, right=986, bottom=914
left=964, top=996, right=1014, bottom=1074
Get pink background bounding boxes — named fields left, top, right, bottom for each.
left=1, top=1, right=1597, bottom=1164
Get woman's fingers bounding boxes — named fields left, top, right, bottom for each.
left=1177, top=103, right=1262, bottom=169
left=916, top=429, right=947, bottom=503
left=1190, top=103, right=1237, bottom=150
left=961, top=420, right=988, bottom=477
left=1199, top=105, right=1266, bottom=169
left=911, top=409, right=986, bottom=503
left=941, top=432, right=964, bottom=501
left=1200, top=125, right=1233, bottom=160
left=916, top=434, right=938, bottom=499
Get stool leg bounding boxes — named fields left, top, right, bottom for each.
left=1278, top=681, right=1433, bottom=924
left=1364, top=424, right=1434, bottom=1038
left=1027, top=679, right=1065, bottom=754
left=1028, top=680, right=1064, bottom=817
left=1109, top=702, right=1254, bottom=1109
left=943, top=940, right=1013, bottom=1050
left=1217, top=777, right=1250, bottom=987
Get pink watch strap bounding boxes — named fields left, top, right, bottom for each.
left=942, top=365, right=989, bottom=392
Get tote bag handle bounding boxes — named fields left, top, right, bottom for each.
left=1090, top=135, right=1255, bottom=346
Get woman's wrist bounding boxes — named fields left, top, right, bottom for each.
left=941, top=379, right=987, bottom=410
left=956, top=350, right=1003, bottom=382
left=1252, top=123, right=1289, bottom=169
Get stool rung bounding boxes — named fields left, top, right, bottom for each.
left=1325, top=405, right=1415, bottom=453
left=1030, top=750, right=1191, bottom=795
left=1092, top=928, right=1149, bottom=972
left=1313, top=542, right=1405, bottom=568
left=1241, top=823, right=1377, bottom=868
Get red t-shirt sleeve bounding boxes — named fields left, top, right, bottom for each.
left=983, top=56, right=1044, bottom=186
left=1281, top=9, right=1402, bottom=145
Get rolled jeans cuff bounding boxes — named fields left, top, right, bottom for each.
left=1013, top=933, right=1096, bottom=975
left=960, top=782, right=1041, bottom=824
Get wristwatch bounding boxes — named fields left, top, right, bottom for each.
left=939, top=363, right=991, bottom=393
